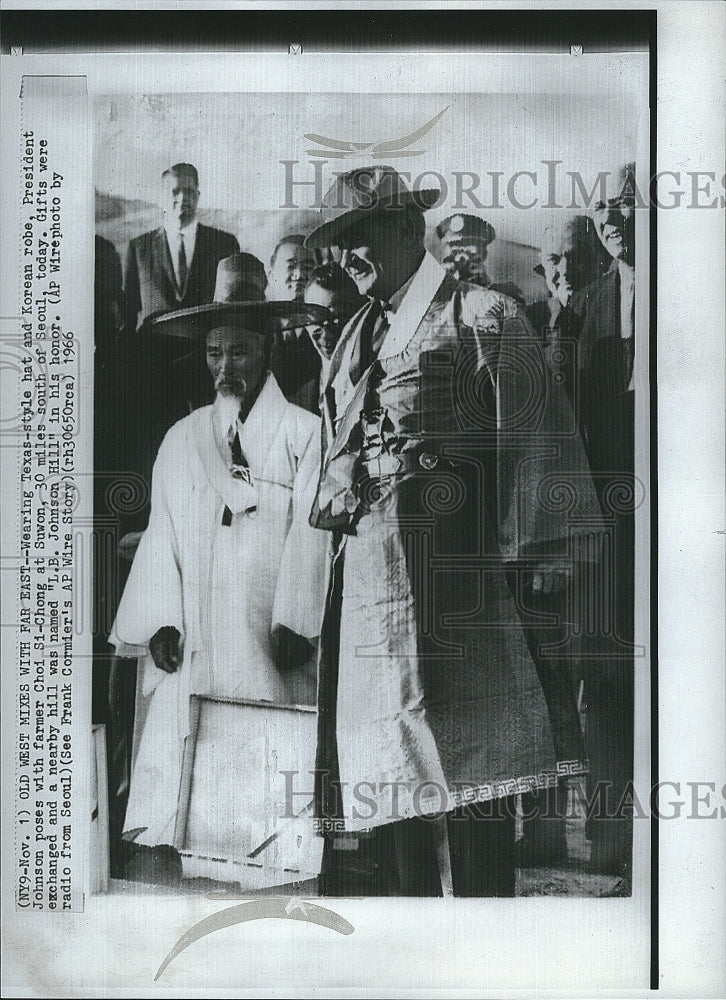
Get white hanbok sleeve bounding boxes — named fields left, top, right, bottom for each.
left=109, top=425, right=186, bottom=657
left=271, top=416, right=328, bottom=641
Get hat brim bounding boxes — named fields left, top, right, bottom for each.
left=304, top=189, right=441, bottom=249
left=145, top=300, right=332, bottom=341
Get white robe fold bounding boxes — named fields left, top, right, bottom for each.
left=110, top=373, right=327, bottom=846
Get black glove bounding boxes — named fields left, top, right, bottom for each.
left=149, top=625, right=181, bottom=673
left=272, top=625, right=313, bottom=671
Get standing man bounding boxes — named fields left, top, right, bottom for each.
left=123, top=163, right=240, bottom=334
left=267, top=234, right=320, bottom=399
left=570, top=167, right=638, bottom=875
left=528, top=214, right=604, bottom=343
left=517, top=214, right=604, bottom=866
left=109, top=290, right=331, bottom=867
left=304, top=166, right=603, bottom=896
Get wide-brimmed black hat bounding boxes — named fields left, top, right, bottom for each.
left=305, top=165, right=440, bottom=249
left=146, top=253, right=331, bottom=341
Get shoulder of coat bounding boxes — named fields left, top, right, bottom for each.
left=161, top=406, right=209, bottom=452
left=284, top=399, right=321, bottom=442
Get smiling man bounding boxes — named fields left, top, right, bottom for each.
left=570, top=166, right=639, bottom=876
left=109, top=277, right=330, bottom=867
left=527, top=214, right=604, bottom=394
left=123, top=163, right=240, bottom=333
left=267, top=234, right=317, bottom=303
left=304, top=166, right=603, bottom=897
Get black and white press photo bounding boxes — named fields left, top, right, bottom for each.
left=2, top=6, right=724, bottom=996
left=92, top=86, right=646, bottom=899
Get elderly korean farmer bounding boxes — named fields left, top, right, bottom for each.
left=109, top=255, right=331, bottom=852
left=304, top=166, right=604, bottom=896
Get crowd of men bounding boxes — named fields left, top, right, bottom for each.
left=95, top=160, right=639, bottom=895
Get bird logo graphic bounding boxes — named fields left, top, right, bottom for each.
left=304, top=107, right=448, bottom=159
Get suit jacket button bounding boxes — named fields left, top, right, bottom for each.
left=419, top=452, right=438, bottom=470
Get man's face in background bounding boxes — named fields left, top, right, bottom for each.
left=303, top=284, right=339, bottom=359
left=540, top=234, right=590, bottom=307
left=594, top=199, right=635, bottom=267
left=440, top=238, right=489, bottom=285
left=162, top=172, right=200, bottom=229
left=268, top=242, right=316, bottom=302
left=304, top=279, right=364, bottom=360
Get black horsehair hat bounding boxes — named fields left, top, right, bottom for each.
left=148, top=253, right=331, bottom=341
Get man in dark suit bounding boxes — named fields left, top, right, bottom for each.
left=123, top=163, right=239, bottom=334
left=570, top=169, right=638, bottom=875
left=528, top=214, right=604, bottom=343
left=516, top=214, right=604, bottom=868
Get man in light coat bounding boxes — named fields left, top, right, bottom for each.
left=304, top=166, right=604, bottom=896
left=110, top=293, right=330, bottom=868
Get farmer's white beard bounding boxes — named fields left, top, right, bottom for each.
left=213, top=391, right=243, bottom=441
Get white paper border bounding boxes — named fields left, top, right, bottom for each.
left=1, top=4, right=723, bottom=996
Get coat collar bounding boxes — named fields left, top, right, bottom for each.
left=193, top=372, right=290, bottom=513
left=324, top=258, right=453, bottom=466
left=377, top=251, right=448, bottom=359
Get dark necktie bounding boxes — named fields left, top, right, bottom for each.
left=348, top=299, right=390, bottom=386
left=176, top=232, right=188, bottom=297
left=222, top=430, right=252, bottom=526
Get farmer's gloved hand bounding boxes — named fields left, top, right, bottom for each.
left=272, top=625, right=314, bottom=670
left=149, top=625, right=182, bottom=673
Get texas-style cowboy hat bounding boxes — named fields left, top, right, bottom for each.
left=147, top=252, right=331, bottom=341
left=304, top=165, right=441, bottom=249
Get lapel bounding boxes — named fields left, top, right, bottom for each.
left=237, top=372, right=291, bottom=485
left=325, top=366, right=372, bottom=463
left=318, top=298, right=370, bottom=451
left=598, top=262, right=621, bottom=340
left=579, top=264, right=620, bottom=371
left=377, top=252, right=447, bottom=359
left=152, top=226, right=178, bottom=302
left=581, top=263, right=631, bottom=396
left=323, top=256, right=450, bottom=463
left=193, top=373, right=292, bottom=514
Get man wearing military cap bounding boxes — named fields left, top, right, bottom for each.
left=109, top=257, right=331, bottom=875
left=434, top=212, right=524, bottom=301
left=435, top=213, right=495, bottom=285
left=305, top=165, right=603, bottom=896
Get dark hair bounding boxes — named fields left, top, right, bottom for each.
left=162, top=163, right=199, bottom=187
left=270, top=234, right=311, bottom=268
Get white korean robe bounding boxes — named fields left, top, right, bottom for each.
left=110, top=373, right=327, bottom=846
